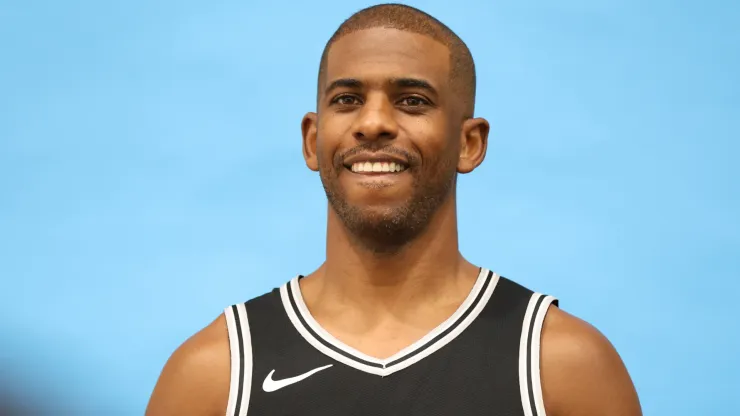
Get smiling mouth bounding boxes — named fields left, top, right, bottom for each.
left=346, top=161, right=408, bottom=174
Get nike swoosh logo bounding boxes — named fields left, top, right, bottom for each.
left=262, top=364, right=333, bottom=392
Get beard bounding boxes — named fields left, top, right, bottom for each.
left=318, top=144, right=458, bottom=254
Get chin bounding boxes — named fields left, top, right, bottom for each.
left=348, top=198, right=411, bottom=219
left=346, top=202, right=406, bottom=224
left=357, top=206, right=405, bottom=224
left=345, top=202, right=421, bottom=237
left=344, top=185, right=410, bottom=205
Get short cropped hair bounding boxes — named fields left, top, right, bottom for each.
left=317, top=3, right=477, bottom=117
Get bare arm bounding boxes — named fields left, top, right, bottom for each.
left=145, top=315, right=231, bottom=416
left=542, top=307, right=642, bottom=416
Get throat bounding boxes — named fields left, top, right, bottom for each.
left=296, top=263, right=484, bottom=360
left=304, top=286, right=469, bottom=360
left=321, top=319, right=452, bottom=360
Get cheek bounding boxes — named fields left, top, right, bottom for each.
left=316, top=141, right=345, bottom=180
left=316, top=117, right=349, bottom=166
left=413, top=122, right=458, bottom=167
left=315, top=129, right=336, bottom=166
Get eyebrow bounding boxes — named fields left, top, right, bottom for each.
left=390, top=78, right=438, bottom=96
left=325, top=78, right=363, bottom=96
left=324, top=77, right=438, bottom=96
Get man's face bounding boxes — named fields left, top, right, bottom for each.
left=304, top=28, right=468, bottom=250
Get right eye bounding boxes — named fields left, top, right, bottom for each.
left=331, top=95, right=362, bottom=106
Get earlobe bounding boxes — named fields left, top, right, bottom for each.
left=302, top=112, right=319, bottom=172
left=457, top=117, right=490, bottom=174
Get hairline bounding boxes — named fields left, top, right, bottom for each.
left=319, top=28, right=453, bottom=88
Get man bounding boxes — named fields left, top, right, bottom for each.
left=146, top=4, right=642, bottom=416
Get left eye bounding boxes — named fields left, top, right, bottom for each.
left=400, top=97, right=427, bottom=106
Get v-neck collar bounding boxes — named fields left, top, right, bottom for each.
left=279, top=268, right=500, bottom=377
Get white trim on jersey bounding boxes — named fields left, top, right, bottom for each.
left=289, top=281, right=382, bottom=365
left=518, top=293, right=557, bottom=416
left=224, top=307, right=240, bottom=416
left=384, top=271, right=500, bottom=375
left=280, top=268, right=500, bottom=377
left=280, top=284, right=389, bottom=376
left=224, top=303, right=253, bottom=416
left=531, top=295, right=556, bottom=416
left=518, top=293, right=540, bottom=416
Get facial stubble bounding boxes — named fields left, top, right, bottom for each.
left=319, top=146, right=458, bottom=254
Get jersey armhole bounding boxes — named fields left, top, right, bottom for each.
left=224, top=304, right=253, bottom=416
left=518, top=293, right=558, bottom=416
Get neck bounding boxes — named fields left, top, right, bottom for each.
left=311, top=195, right=478, bottom=311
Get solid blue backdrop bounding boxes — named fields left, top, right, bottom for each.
left=1, top=0, right=738, bottom=414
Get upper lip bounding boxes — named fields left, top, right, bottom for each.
left=343, top=153, right=409, bottom=168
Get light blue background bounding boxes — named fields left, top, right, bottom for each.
left=1, top=0, right=738, bottom=414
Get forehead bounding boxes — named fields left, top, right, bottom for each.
left=324, top=28, right=451, bottom=88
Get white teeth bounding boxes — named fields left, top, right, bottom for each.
left=350, top=161, right=407, bottom=173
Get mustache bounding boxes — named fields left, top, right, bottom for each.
left=334, top=143, right=417, bottom=167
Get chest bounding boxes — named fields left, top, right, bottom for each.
left=248, top=339, right=525, bottom=416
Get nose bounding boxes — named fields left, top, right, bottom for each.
left=352, top=93, right=399, bottom=142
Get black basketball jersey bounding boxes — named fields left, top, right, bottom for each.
left=223, top=268, right=557, bottom=416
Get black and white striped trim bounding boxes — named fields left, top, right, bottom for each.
left=224, top=303, right=252, bottom=416
left=518, top=293, right=557, bottom=416
left=280, top=268, right=500, bottom=377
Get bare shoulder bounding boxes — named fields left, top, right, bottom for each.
left=145, top=314, right=231, bottom=416
left=541, top=306, right=642, bottom=416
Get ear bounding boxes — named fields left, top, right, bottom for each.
left=302, top=112, right=319, bottom=172
left=457, top=117, right=490, bottom=174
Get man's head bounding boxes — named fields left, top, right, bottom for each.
left=302, top=4, right=489, bottom=252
